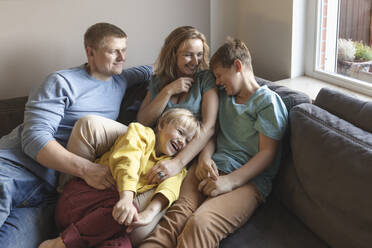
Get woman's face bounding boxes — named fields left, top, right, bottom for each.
left=176, top=38, right=204, bottom=77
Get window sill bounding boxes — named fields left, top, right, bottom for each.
left=274, top=76, right=372, bottom=102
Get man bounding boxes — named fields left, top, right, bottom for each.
left=0, top=22, right=152, bottom=248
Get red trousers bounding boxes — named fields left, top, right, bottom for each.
left=55, top=179, right=136, bottom=248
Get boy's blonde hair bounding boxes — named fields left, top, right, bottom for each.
left=154, top=26, right=210, bottom=89
left=157, top=108, right=201, bottom=138
left=84, top=22, right=127, bottom=49
left=210, top=37, right=253, bottom=72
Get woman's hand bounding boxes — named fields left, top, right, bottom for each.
left=165, top=77, right=194, bottom=96
left=195, top=158, right=219, bottom=181
left=112, top=191, right=138, bottom=226
left=146, top=158, right=183, bottom=184
left=198, top=175, right=234, bottom=197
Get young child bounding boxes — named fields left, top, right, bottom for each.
left=38, top=108, right=200, bottom=248
left=139, top=38, right=288, bottom=247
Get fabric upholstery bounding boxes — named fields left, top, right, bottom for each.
left=315, top=87, right=372, bottom=133
left=289, top=102, right=372, bottom=248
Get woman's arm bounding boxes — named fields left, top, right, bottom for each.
left=147, top=88, right=219, bottom=183
left=198, top=133, right=279, bottom=197
left=195, top=137, right=218, bottom=181
left=137, top=77, right=194, bottom=126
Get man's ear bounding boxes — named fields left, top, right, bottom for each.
left=86, top=46, right=94, bottom=57
left=234, top=59, right=243, bottom=72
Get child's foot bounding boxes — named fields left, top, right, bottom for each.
left=38, top=237, right=66, bottom=248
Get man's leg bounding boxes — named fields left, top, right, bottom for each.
left=139, top=164, right=206, bottom=248
left=177, top=183, right=262, bottom=248
left=0, top=159, right=58, bottom=248
left=58, top=115, right=128, bottom=191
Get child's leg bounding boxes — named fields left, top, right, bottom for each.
left=58, top=115, right=128, bottom=191
left=177, top=183, right=262, bottom=248
left=55, top=179, right=130, bottom=247
left=67, top=115, right=128, bottom=161
left=139, top=163, right=206, bottom=248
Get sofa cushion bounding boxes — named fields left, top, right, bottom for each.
left=314, top=87, right=372, bottom=133
left=0, top=96, right=27, bottom=138
left=288, top=103, right=372, bottom=248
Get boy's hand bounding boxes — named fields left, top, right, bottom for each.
left=146, top=158, right=182, bottom=184
left=112, top=191, right=138, bottom=226
left=195, top=158, right=219, bottom=181
left=126, top=210, right=154, bottom=233
left=198, top=175, right=234, bottom=197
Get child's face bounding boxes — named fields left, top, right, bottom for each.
left=213, top=64, right=241, bottom=96
left=156, top=122, right=195, bottom=156
left=176, top=38, right=204, bottom=77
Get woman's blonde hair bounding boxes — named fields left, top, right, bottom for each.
left=157, top=108, right=201, bottom=138
left=154, top=26, right=210, bottom=89
left=210, top=37, right=253, bottom=72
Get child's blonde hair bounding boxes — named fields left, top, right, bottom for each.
left=154, top=26, right=210, bottom=89
left=210, top=37, right=253, bottom=72
left=157, top=108, right=201, bottom=138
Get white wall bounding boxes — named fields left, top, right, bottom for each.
left=0, top=0, right=210, bottom=99
left=236, top=0, right=294, bottom=81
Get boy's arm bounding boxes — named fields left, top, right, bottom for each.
left=126, top=193, right=168, bottom=233
left=199, top=133, right=279, bottom=197
left=195, top=137, right=218, bottom=181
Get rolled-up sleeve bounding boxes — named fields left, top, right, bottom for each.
left=21, top=73, right=73, bottom=159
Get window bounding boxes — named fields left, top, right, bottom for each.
left=305, top=0, right=372, bottom=96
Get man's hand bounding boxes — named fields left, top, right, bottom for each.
left=82, top=162, right=115, bottom=190
left=113, top=191, right=138, bottom=226
left=195, top=158, right=219, bottom=181
left=146, top=158, right=183, bottom=184
left=198, top=175, right=234, bottom=197
left=126, top=209, right=154, bottom=233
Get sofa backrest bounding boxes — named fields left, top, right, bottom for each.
left=283, top=87, right=372, bottom=248
left=0, top=96, right=27, bottom=138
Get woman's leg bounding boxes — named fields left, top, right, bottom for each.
left=58, top=115, right=128, bottom=191
left=177, top=183, right=262, bottom=248
left=139, top=163, right=206, bottom=248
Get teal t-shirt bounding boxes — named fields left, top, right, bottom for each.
left=212, top=85, right=288, bottom=199
left=148, top=70, right=216, bottom=119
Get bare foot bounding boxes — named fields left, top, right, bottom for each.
left=38, top=237, right=66, bottom=248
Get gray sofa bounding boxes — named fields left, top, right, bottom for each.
left=0, top=78, right=371, bottom=248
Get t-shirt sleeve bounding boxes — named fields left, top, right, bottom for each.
left=253, top=93, right=288, bottom=140
left=21, top=73, right=74, bottom=159
left=106, top=123, right=155, bottom=193
left=154, top=168, right=187, bottom=208
left=120, top=65, right=153, bottom=88
left=148, top=75, right=161, bottom=100
left=198, top=70, right=216, bottom=96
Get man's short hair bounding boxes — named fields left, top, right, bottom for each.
left=84, top=22, right=127, bottom=49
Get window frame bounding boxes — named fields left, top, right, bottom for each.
left=304, top=0, right=372, bottom=97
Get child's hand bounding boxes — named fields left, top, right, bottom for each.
left=112, top=191, right=138, bottom=226
left=126, top=210, right=154, bottom=233
left=195, top=158, right=219, bottom=181
left=198, top=175, right=233, bottom=197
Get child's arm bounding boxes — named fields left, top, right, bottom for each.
left=113, top=190, right=138, bottom=226
left=195, top=137, right=218, bottom=181
left=199, top=133, right=279, bottom=197
left=126, top=193, right=168, bottom=233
